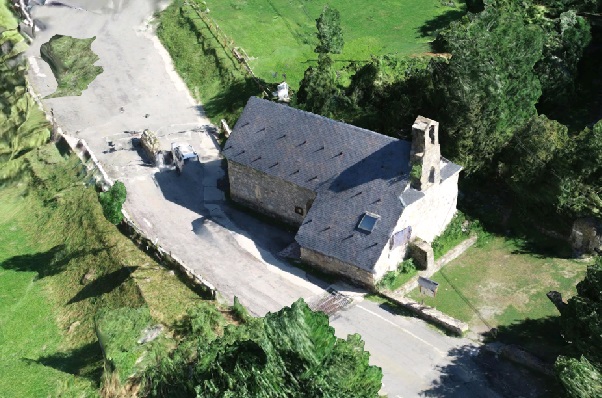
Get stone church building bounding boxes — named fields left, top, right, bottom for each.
left=223, top=97, right=462, bottom=287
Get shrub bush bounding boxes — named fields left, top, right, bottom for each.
left=377, top=259, right=417, bottom=291
left=99, top=181, right=126, bottom=224
left=432, top=212, right=466, bottom=259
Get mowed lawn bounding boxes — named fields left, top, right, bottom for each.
left=201, top=0, right=465, bottom=87
left=408, top=237, right=588, bottom=335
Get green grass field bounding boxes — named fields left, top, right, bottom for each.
left=40, top=34, right=103, bottom=98
left=201, top=0, right=465, bottom=87
left=0, top=146, right=206, bottom=396
left=408, top=236, right=587, bottom=354
left=158, top=0, right=465, bottom=125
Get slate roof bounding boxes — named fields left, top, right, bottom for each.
left=223, top=97, right=461, bottom=273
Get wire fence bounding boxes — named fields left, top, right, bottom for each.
left=183, top=0, right=272, bottom=97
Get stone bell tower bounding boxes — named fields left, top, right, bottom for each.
left=409, top=116, right=441, bottom=191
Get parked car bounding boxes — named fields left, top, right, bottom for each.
left=171, top=142, right=198, bottom=175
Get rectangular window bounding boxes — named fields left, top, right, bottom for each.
left=358, top=212, right=380, bottom=232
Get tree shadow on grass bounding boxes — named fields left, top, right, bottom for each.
left=202, top=78, right=264, bottom=123
left=486, top=316, right=567, bottom=363
left=509, top=236, right=573, bottom=260
left=1, top=245, right=106, bottom=279
left=68, top=266, right=138, bottom=305
left=418, top=8, right=466, bottom=40
left=457, top=181, right=574, bottom=259
left=23, top=341, right=104, bottom=384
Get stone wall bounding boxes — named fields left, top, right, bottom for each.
left=407, top=239, right=434, bottom=270
left=395, top=171, right=459, bottom=244
left=371, top=170, right=459, bottom=280
left=228, top=161, right=316, bottom=227
left=300, top=247, right=376, bottom=287
left=380, top=292, right=469, bottom=336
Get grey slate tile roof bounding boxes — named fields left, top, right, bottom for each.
left=223, top=97, right=460, bottom=273
left=441, top=158, right=463, bottom=181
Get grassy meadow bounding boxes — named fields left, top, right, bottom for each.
left=0, top=146, right=204, bottom=396
left=157, top=0, right=466, bottom=125
left=202, top=0, right=465, bottom=87
left=408, top=236, right=588, bottom=357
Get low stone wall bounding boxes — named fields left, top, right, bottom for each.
left=377, top=235, right=477, bottom=335
left=395, top=235, right=477, bottom=296
left=118, top=220, right=216, bottom=300
left=27, top=79, right=217, bottom=300
left=435, top=235, right=478, bottom=268
left=484, top=342, right=554, bottom=376
left=382, top=292, right=469, bottom=336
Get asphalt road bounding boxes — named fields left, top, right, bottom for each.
left=25, top=1, right=524, bottom=396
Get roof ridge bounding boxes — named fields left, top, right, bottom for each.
left=248, top=96, right=398, bottom=143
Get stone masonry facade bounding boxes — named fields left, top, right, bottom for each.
left=223, top=98, right=462, bottom=289
left=228, top=161, right=316, bottom=226
left=300, top=247, right=376, bottom=287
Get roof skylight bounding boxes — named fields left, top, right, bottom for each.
left=358, top=212, right=380, bottom=232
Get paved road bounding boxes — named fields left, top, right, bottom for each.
left=26, top=1, right=515, bottom=396
left=27, top=0, right=322, bottom=316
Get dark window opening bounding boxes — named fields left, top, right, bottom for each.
left=429, top=125, right=435, bottom=144
left=295, top=206, right=304, bottom=215
left=429, top=167, right=435, bottom=183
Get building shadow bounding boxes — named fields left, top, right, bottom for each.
left=153, top=161, right=207, bottom=215
left=68, top=266, right=137, bottom=304
left=191, top=202, right=322, bottom=287
left=22, top=341, right=104, bottom=384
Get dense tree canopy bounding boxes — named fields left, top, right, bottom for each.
left=532, top=9, right=591, bottom=112
left=143, top=299, right=382, bottom=398
left=556, top=257, right=602, bottom=397
left=556, top=120, right=602, bottom=216
left=432, top=3, right=544, bottom=172
left=296, top=54, right=344, bottom=117
left=315, top=5, right=344, bottom=55
left=501, top=115, right=568, bottom=186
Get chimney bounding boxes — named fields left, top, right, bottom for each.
left=410, top=116, right=441, bottom=191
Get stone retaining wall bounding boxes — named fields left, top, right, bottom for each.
left=395, top=235, right=477, bottom=296
left=377, top=235, right=477, bottom=335
left=382, top=292, right=469, bottom=336
left=27, top=79, right=217, bottom=300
